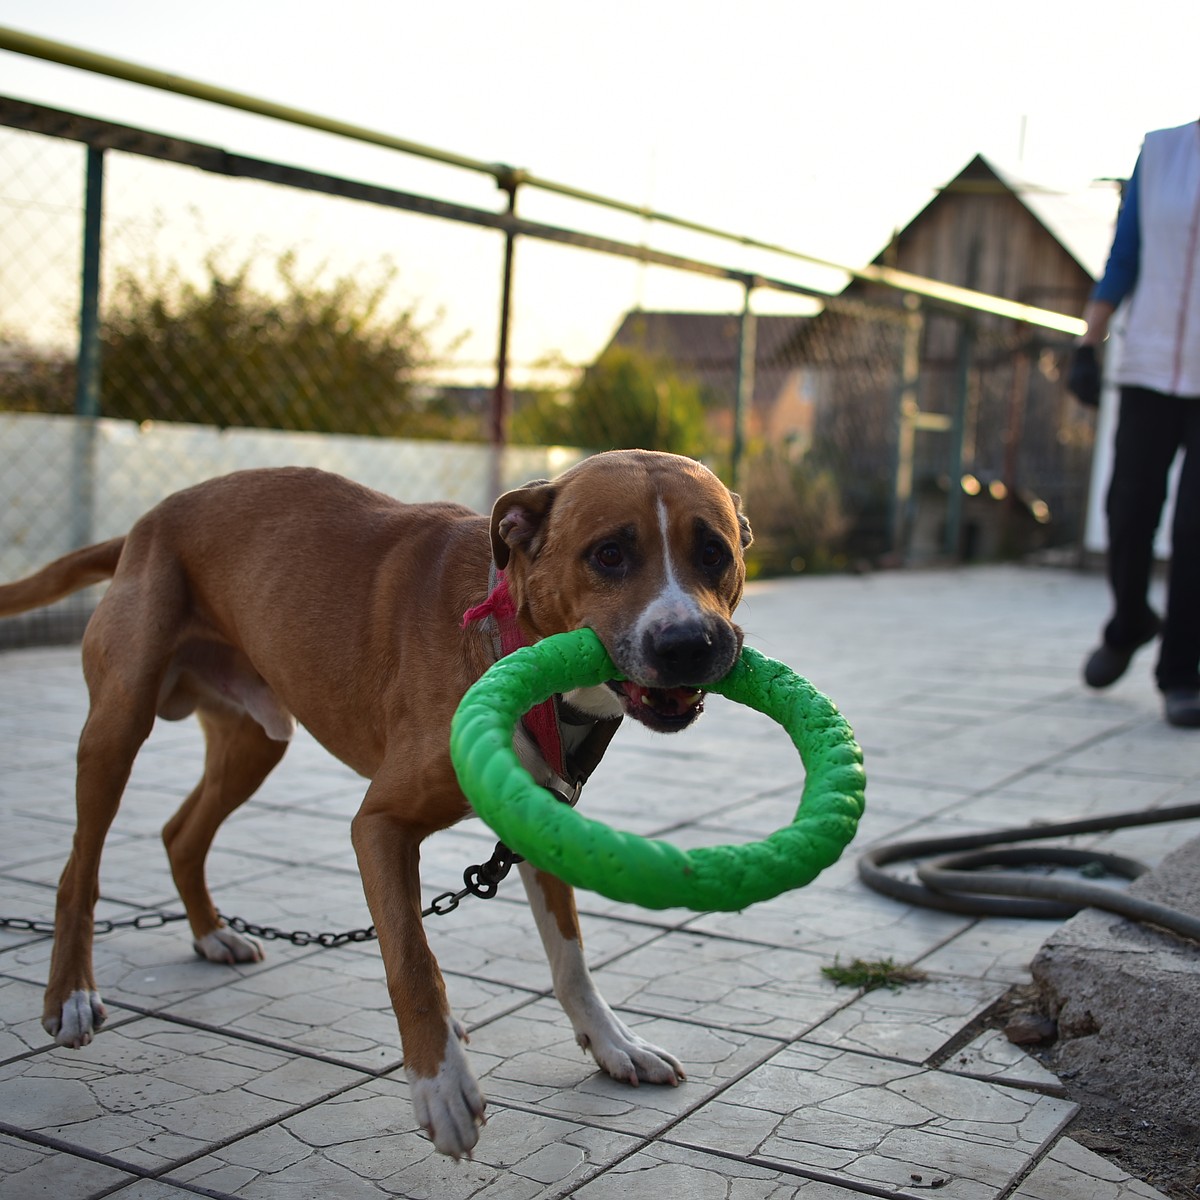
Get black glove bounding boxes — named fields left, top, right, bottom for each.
left=1067, top=344, right=1101, bottom=408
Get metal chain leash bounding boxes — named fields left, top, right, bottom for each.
left=0, top=841, right=525, bottom=948
left=0, top=910, right=189, bottom=937
left=219, top=841, right=525, bottom=947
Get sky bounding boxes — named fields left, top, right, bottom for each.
left=0, top=1, right=1196, bottom=376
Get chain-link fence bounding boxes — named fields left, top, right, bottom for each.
left=1, top=93, right=1094, bottom=647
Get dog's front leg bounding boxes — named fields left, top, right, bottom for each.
left=518, top=861, right=685, bottom=1087
left=351, top=796, right=485, bottom=1159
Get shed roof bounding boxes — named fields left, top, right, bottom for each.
left=880, top=153, right=1120, bottom=281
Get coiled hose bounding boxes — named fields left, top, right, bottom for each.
left=858, top=802, right=1200, bottom=942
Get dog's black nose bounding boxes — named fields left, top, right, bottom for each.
left=644, top=623, right=719, bottom=686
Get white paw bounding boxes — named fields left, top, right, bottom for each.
left=193, top=926, right=265, bottom=964
left=45, top=989, right=106, bottom=1048
left=409, top=1023, right=486, bottom=1159
left=578, top=1008, right=686, bottom=1087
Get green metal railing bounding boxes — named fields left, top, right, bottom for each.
left=0, top=25, right=1090, bottom=563
left=0, top=25, right=1085, bottom=336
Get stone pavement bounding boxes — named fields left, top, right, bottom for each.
left=0, top=564, right=1194, bottom=1199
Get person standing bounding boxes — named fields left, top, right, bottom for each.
left=1069, top=118, right=1200, bottom=728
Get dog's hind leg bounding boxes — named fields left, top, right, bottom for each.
left=518, top=861, right=685, bottom=1087
left=44, top=659, right=161, bottom=1048
left=163, top=707, right=288, bottom=965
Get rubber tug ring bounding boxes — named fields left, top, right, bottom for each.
left=450, top=628, right=866, bottom=912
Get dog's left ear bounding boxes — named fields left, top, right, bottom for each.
left=729, top=491, right=753, bottom=550
left=490, top=479, right=555, bottom=568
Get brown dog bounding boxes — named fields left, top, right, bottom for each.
left=0, top=449, right=752, bottom=1158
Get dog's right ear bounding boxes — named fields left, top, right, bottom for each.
left=490, top=479, right=556, bottom=569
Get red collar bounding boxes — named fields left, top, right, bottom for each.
left=462, top=571, right=565, bottom=778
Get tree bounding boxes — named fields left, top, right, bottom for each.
left=740, top=447, right=851, bottom=577
left=0, top=332, right=74, bottom=414
left=96, top=250, right=445, bottom=436
left=510, top=345, right=710, bottom=457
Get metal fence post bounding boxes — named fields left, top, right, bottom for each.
left=1000, top=329, right=1031, bottom=553
left=732, top=278, right=757, bottom=492
left=71, top=143, right=104, bottom=549
left=889, top=296, right=923, bottom=556
left=490, top=168, right=522, bottom=501
left=943, top=317, right=975, bottom=557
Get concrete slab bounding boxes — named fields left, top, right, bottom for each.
left=0, top=565, right=1188, bottom=1199
left=1031, top=833, right=1200, bottom=1142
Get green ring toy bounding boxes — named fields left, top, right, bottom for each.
left=449, top=628, right=865, bottom=912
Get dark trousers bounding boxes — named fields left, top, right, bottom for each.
left=1104, top=385, right=1200, bottom=691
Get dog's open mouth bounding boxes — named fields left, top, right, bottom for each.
left=608, top=680, right=705, bottom=732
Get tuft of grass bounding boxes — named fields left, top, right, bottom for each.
left=821, top=956, right=928, bottom=993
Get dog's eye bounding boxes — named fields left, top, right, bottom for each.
left=700, top=539, right=727, bottom=570
left=594, top=543, right=624, bottom=570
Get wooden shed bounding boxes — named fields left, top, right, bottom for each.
left=772, top=153, right=1106, bottom=559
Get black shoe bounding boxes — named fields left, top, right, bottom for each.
left=1083, top=617, right=1161, bottom=689
left=1164, top=688, right=1200, bottom=728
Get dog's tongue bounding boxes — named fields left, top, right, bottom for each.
left=619, top=680, right=704, bottom=717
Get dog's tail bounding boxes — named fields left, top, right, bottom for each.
left=0, top=538, right=125, bottom=617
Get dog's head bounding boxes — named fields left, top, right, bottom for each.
left=490, top=449, right=752, bottom=733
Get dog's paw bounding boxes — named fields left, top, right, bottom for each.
left=578, top=1012, right=686, bottom=1088
left=44, top=989, right=106, bottom=1048
left=193, top=926, right=265, bottom=964
left=409, top=1030, right=486, bottom=1160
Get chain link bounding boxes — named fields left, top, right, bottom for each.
left=0, top=911, right=189, bottom=936
left=0, top=841, right=527, bottom=949
left=219, top=840, right=525, bottom=945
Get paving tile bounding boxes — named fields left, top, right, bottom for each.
left=421, top=897, right=674, bottom=991
left=0, top=757, right=79, bottom=806
left=572, top=1138, right=872, bottom=1197
left=590, top=929, right=848, bottom=1040
left=106, top=1181, right=218, bottom=1198
left=168, top=1075, right=642, bottom=1199
left=1011, top=1136, right=1172, bottom=1200
left=1054, top=723, right=1200, bottom=780
left=161, top=945, right=538, bottom=1071
left=946, top=789, right=1165, bottom=833
left=916, top=917, right=1057, bottom=985
left=992, top=769, right=1187, bottom=810
left=941, top=1030, right=1064, bottom=1092
left=0, top=1129, right=136, bottom=1199
left=0, top=809, right=94, bottom=872
left=468, top=999, right=781, bottom=1135
left=670, top=1042, right=1076, bottom=1200
left=45, top=780, right=195, bottom=842
left=580, top=765, right=770, bottom=838
left=864, top=746, right=1030, bottom=794
left=1090, top=819, right=1200, bottom=870
left=2, top=913, right=316, bottom=1012
left=591, top=699, right=805, bottom=799
left=0, top=729, right=93, bottom=771
left=0, top=975, right=65, bottom=1062
left=690, top=882, right=972, bottom=962
left=7, top=836, right=288, bottom=911
left=186, top=804, right=359, bottom=873
left=0, top=1016, right=366, bottom=1173
left=681, top=783, right=846, bottom=839
left=807, top=975, right=1006, bottom=1063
